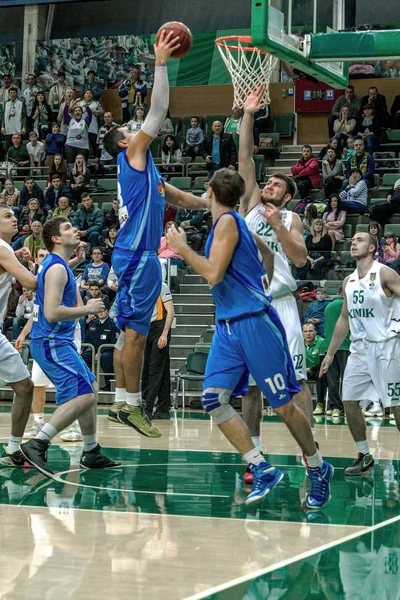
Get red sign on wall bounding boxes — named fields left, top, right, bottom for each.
left=295, top=78, right=343, bottom=114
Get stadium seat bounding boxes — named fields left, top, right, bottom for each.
left=355, top=224, right=369, bottom=233
left=169, top=177, right=192, bottom=191
left=101, top=202, right=113, bottom=213
left=383, top=173, right=400, bottom=188
left=384, top=224, right=400, bottom=237
left=273, top=113, right=294, bottom=137
left=253, top=155, right=265, bottom=181
left=98, top=179, right=117, bottom=192
left=173, top=351, right=208, bottom=409
left=342, top=224, right=352, bottom=239
left=193, top=176, right=208, bottom=193
left=150, top=137, right=162, bottom=158
left=170, top=117, right=182, bottom=135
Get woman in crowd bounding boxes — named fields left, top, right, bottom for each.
left=368, top=221, right=385, bottom=263
left=101, top=224, right=118, bottom=266
left=357, top=104, right=381, bottom=154
left=31, top=91, right=52, bottom=140
left=128, top=105, right=146, bottom=131
left=158, top=221, right=186, bottom=269
left=47, top=153, right=68, bottom=184
left=57, top=88, right=75, bottom=135
left=302, top=203, right=318, bottom=238
left=63, top=100, right=92, bottom=163
left=0, top=178, right=20, bottom=209
left=323, top=194, right=347, bottom=245
left=161, top=135, right=183, bottom=173
left=79, top=88, right=104, bottom=158
left=333, top=106, right=356, bottom=152
left=294, top=219, right=333, bottom=279
left=322, top=147, right=345, bottom=197
left=18, top=198, right=46, bottom=230
left=68, top=153, right=91, bottom=204
left=318, top=137, right=340, bottom=160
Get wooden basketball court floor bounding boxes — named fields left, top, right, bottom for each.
left=1, top=406, right=400, bottom=599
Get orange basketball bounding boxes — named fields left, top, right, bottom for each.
left=156, top=21, right=193, bottom=58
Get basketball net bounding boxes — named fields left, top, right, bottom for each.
left=215, top=36, right=278, bottom=108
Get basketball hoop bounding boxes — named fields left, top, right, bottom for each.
left=215, top=35, right=278, bottom=109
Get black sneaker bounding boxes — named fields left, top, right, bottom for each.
left=79, top=444, right=121, bottom=470
left=20, top=439, right=54, bottom=478
left=344, top=453, right=375, bottom=476
left=0, top=445, right=33, bottom=468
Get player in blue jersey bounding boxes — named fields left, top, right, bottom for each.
left=19, top=217, right=121, bottom=477
left=166, top=169, right=333, bottom=509
left=102, top=31, right=209, bottom=436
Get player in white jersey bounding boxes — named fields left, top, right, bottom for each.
left=238, top=87, right=314, bottom=481
left=0, top=205, right=38, bottom=468
left=321, top=232, right=400, bottom=476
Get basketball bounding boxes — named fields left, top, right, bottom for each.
left=156, top=21, right=193, bottom=58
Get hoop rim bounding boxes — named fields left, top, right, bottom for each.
left=215, top=35, right=269, bottom=55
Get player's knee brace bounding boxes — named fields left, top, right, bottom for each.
left=201, top=387, right=236, bottom=424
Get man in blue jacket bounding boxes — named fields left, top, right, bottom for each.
left=72, top=193, right=104, bottom=248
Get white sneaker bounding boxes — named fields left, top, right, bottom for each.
left=60, top=422, right=83, bottom=442
left=364, top=406, right=384, bottom=417
left=23, top=422, right=43, bottom=439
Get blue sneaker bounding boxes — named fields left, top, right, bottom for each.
left=245, top=462, right=284, bottom=506
left=306, top=460, right=334, bottom=509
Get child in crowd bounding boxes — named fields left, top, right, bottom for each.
left=27, top=131, right=45, bottom=176
left=183, top=116, right=204, bottom=159
left=304, top=287, right=331, bottom=337
left=382, top=232, right=400, bottom=264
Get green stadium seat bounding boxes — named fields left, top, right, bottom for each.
left=384, top=224, right=400, bottom=237
left=383, top=173, right=400, bottom=187
left=169, top=177, right=192, bottom=191
left=287, top=199, right=299, bottom=211
left=170, top=117, right=182, bottom=135
left=324, top=280, right=341, bottom=296
left=340, top=251, right=352, bottom=265
left=36, top=180, right=48, bottom=190
left=150, top=137, right=162, bottom=158
left=253, top=155, right=265, bottom=181
left=342, top=224, right=352, bottom=238
left=273, top=113, right=294, bottom=137
left=356, top=224, right=369, bottom=233
left=193, top=176, right=208, bottom=192
left=98, top=179, right=117, bottom=192
left=101, top=202, right=113, bottom=213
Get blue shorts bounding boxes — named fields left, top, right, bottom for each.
left=204, top=307, right=301, bottom=409
left=30, top=339, right=95, bottom=405
left=112, top=249, right=162, bottom=336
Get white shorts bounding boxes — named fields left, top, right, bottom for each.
left=343, top=338, right=400, bottom=408
left=31, top=360, right=54, bottom=388
left=249, top=294, right=307, bottom=385
left=115, top=331, right=124, bottom=351
left=0, top=332, right=30, bottom=386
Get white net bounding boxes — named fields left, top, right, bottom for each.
left=216, top=38, right=278, bottom=108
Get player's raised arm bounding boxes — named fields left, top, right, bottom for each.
left=239, top=86, right=265, bottom=216
left=0, top=247, right=36, bottom=290
left=44, top=263, right=104, bottom=323
left=164, top=182, right=209, bottom=210
left=252, top=232, right=275, bottom=284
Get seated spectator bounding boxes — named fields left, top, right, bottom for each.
left=6, top=134, right=29, bottom=176
left=64, top=99, right=92, bottom=163
left=51, top=196, right=75, bottom=220
left=72, top=192, right=104, bottom=247
left=102, top=199, right=118, bottom=234
left=44, top=174, right=72, bottom=210
left=27, top=131, right=45, bottom=176
left=322, top=147, right=345, bottom=197
left=100, top=225, right=117, bottom=266
left=356, top=104, right=381, bottom=154
left=183, top=116, right=204, bottom=159
left=97, top=112, right=119, bottom=165
left=68, top=154, right=91, bottom=205
left=361, top=85, right=389, bottom=129
left=158, top=221, right=185, bottom=269
left=368, top=220, right=384, bottom=258
left=369, top=178, right=400, bottom=227
left=19, top=176, right=45, bottom=209
left=201, top=121, right=237, bottom=177
left=175, top=208, right=205, bottom=251
left=382, top=231, right=400, bottom=264
left=341, top=135, right=355, bottom=161
left=128, top=105, right=146, bottom=132
left=0, top=178, right=20, bottom=208
left=339, top=168, right=368, bottom=214
left=318, top=137, right=340, bottom=161
left=47, top=153, right=67, bottom=184
left=323, top=194, right=347, bottom=243
left=302, top=204, right=318, bottom=238
left=80, top=247, right=110, bottom=293
left=23, top=220, right=45, bottom=257
left=44, top=122, right=66, bottom=168
left=333, top=106, right=356, bottom=151
left=80, top=281, right=110, bottom=338
left=291, top=145, right=322, bottom=199
left=160, top=135, right=183, bottom=173
left=82, top=300, right=116, bottom=391
left=12, top=287, right=34, bottom=340
left=294, top=219, right=333, bottom=280
left=19, top=198, right=45, bottom=230
left=304, top=287, right=330, bottom=337
left=31, top=91, right=51, bottom=140
left=345, top=138, right=375, bottom=188
left=328, top=85, right=362, bottom=138
left=302, top=322, right=328, bottom=414
left=158, top=110, right=174, bottom=137
left=390, top=94, right=400, bottom=129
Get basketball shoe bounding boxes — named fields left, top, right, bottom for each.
left=245, top=462, right=284, bottom=506
left=306, top=460, right=334, bottom=509
left=117, top=405, right=161, bottom=438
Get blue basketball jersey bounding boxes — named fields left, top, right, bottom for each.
left=115, top=148, right=165, bottom=253
left=205, top=211, right=271, bottom=320
left=31, top=253, right=77, bottom=342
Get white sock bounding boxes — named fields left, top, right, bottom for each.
left=114, top=388, right=126, bottom=404
left=125, top=392, right=141, bottom=407
left=243, top=448, right=265, bottom=466
left=306, top=451, right=323, bottom=469
left=311, top=427, right=316, bottom=439
left=83, top=434, right=97, bottom=452
left=36, top=423, right=58, bottom=443
left=34, top=413, right=45, bottom=426
left=7, top=435, right=22, bottom=453
left=356, top=440, right=370, bottom=455
left=251, top=436, right=261, bottom=452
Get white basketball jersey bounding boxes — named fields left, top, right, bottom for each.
left=346, top=261, right=400, bottom=346
left=0, top=239, right=15, bottom=328
left=245, top=203, right=297, bottom=297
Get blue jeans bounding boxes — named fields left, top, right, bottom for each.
left=340, top=200, right=366, bottom=214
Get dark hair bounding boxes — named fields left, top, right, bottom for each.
left=88, top=281, right=100, bottom=288
left=31, top=92, right=51, bottom=120
left=51, top=173, right=61, bottom=182
left=326, top=193, right=342, bottom=219
left=57, top=71, right=66, bottom=78
left=209, top=168, right=245, bottom=208
left=8, top=86, right=18, bottom=93
left=304, top=203, right=318, bottom=223
left=24, top=176, right=34, bottom=183
left=268, top=173, right=297, bottom=200
left=191, top=116, right=199, bottom=122
left=162, top=135, right=179, bottom=155
left=367, top=232, right=378, bottom=254
left=368, top=86, right=378, bottom=92
left=350, top=168, right=362, bottom=176
left=87, top=70, right=96, bottom=76
left=42, top=217, right=68, bottom=251
left=51, top=121, right=60, bottom=128
left=35, top=246, right=47, bottom=258
left=363, top=104, right=373, bottom=111
left=103, top=126, right=125, bottom=158
left=368, top=220, right=382, bottom=239
left=302, top=144, right=312, bottom=152
left=346, top=85, right=354, bottom=91
left=83, top=88, right=93, bottom=96
left=81, top=192, right=91, bottom=201
left=91, top=246, right=103, bottom=255
left=2, top=73, right=11, bottom=79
